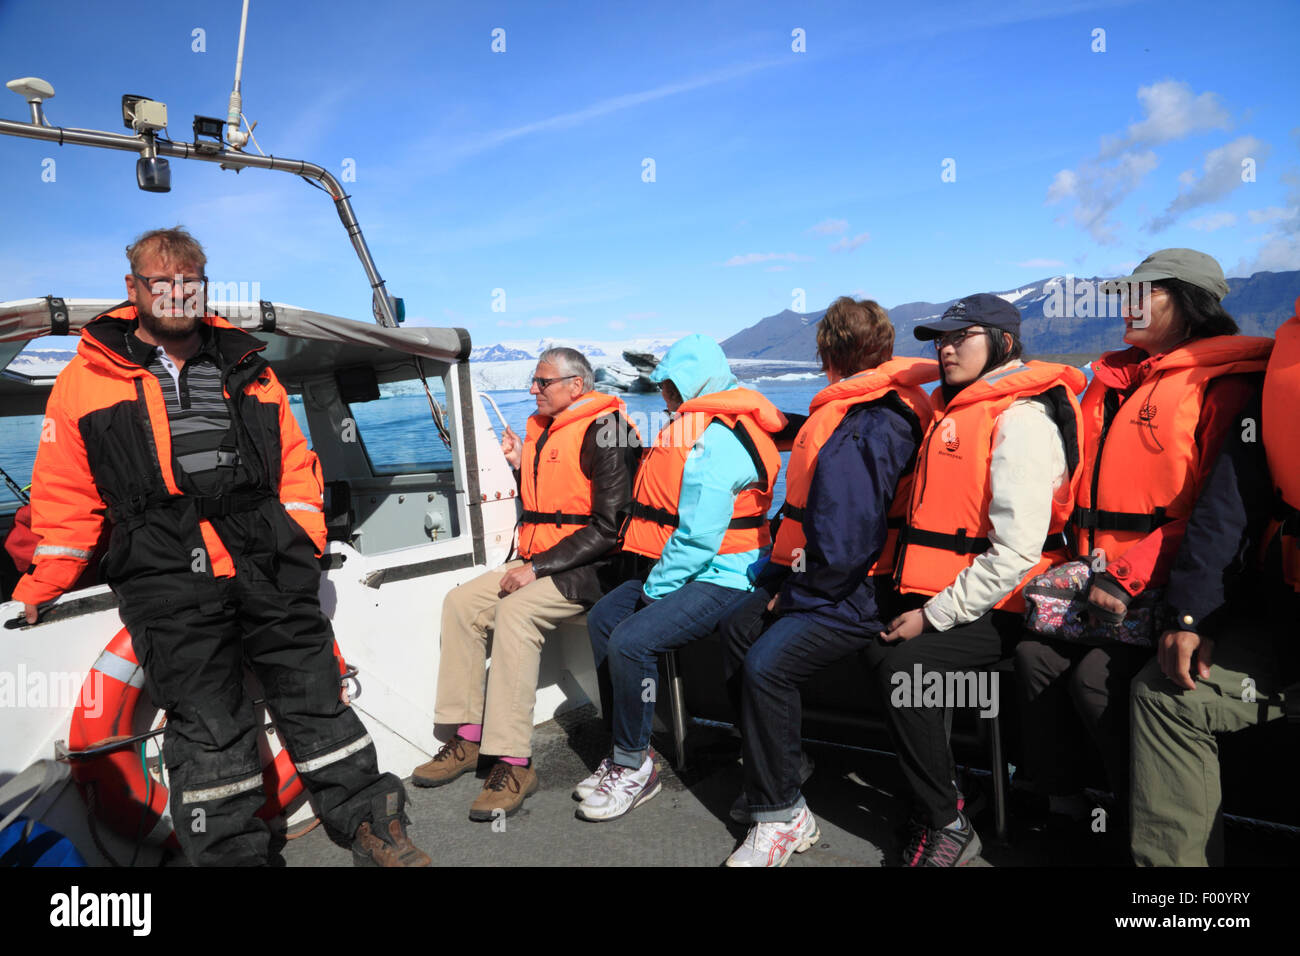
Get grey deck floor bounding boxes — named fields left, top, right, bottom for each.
left=276, top=706, right=1024, bottom=867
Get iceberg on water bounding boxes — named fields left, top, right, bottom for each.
left=743, top=371, right=823, bottom=384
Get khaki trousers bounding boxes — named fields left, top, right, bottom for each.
left=434, top=561, right=585, bottom=758
left=1130, top=628, right=1286, bottom=866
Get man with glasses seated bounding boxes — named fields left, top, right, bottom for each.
left=419, top=348, right=641, bottom=820
left=16, top=226, right=428, bottom=866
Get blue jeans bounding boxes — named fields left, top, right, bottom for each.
left=588, top=578, right=746, bottom=768
left=721, top=590, right=872, bottom=821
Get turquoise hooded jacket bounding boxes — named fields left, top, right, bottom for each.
left=642, top=334, right=773, bottom=599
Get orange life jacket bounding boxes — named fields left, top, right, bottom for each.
left=771, top=358, right=938, bottom=575
left=12, top=303, right=325, bottom=610
left=1263, top=301, right=1300, bottom=591
left=517, top=391, right=629, bottom=559
left=621, top=388, right=785, bottom=560
left=1072, top=336, right=1274, bottom=567
left=895, top=361, right=1087, bottom=613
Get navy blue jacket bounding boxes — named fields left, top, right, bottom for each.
left=768, top=398, right=920, bottom=634
left=1165, top=392, right=1273, bottom=640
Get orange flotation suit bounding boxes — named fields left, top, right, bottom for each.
left=518, top=391, right=630, bottom=559
left=1263, top=302, right=1300, bottom=591
left=771, top=357, right=938, bottom=576
left=1072, top=336, right=1274, bottom=567
left=622, top=388, right=785, bottom=559
left=895, top=361, right=1087, bottom=613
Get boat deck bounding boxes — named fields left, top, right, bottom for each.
left=266, top=706, right=1137, bottom=868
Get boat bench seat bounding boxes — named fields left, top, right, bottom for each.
left=655, top=635, right=1016, bottom=840
left=653, top=634, right=1300, bottom=842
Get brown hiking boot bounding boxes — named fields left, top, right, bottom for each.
left=468, top=761, right=539, bottom=821
left=412, top=735, right=480, bottom=788
left=352, top=816, right=431, bottom=867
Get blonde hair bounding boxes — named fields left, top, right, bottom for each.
left=126, top=226, right=207, bottom=274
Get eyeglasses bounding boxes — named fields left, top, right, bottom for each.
left=530, top=374, right=579, bottom=390
left=133, top=273, right=208, bottom=297
left=933, top=327, right=984, bottom=350
left=1120, top=283, right=1168, bottom=314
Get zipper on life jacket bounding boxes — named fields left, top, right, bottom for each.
left=222, top=350, right=271, bottom=490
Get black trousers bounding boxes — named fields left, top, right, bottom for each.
left=1014, top=636, right=1152, bottom=803
left=126, top=568, right=405, bottom=866
left=863, top=609, right=1022, bottom=829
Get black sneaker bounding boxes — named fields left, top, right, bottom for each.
left=902, top=813, right=982, bottom=867
left=901, top=819, right=931, bottom=867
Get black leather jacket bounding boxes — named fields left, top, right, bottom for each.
left=522, top=411, right=642, bottom=606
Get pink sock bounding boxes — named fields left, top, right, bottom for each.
left=500, top=756, right=529, bottom=767
left=457, top=723, right=482, bottom=742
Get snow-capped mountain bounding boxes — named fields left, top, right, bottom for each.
left=721, top=270, right=1300, bottom=360
left=469, top=344, right=535, bottom=362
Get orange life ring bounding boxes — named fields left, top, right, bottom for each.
left=68, top=626, right=349, bottom=847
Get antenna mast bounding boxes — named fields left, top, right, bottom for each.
left=225, top=0, right=251, bottom=149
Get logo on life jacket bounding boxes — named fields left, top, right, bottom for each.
left=1138, top=403, right=1157, bottom=422
left=548, top=448, right=560, bottom=461
left=944, top=436, right=960, bottom=453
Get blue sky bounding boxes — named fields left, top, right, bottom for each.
left=1, top=0, right=1297, bottom=347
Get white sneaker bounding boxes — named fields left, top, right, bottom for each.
left=725, top=805, right=821, bottom=867
left=575, top=753, right=660, bottom=822
left=730, top=751, right=817, bottom=823
left=572, top=756, right=614, bottom=801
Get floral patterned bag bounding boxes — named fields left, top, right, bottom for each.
left=1022, top=560, right=1168, bottom=647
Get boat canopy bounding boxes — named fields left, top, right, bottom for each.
left=0, top=298, right=472, bottom=415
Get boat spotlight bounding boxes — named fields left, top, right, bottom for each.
left=121, top=94, right=171, bottom=192
left=5, top=76, right=55, bottom=126
left=136, top=151, right=171, bottom=193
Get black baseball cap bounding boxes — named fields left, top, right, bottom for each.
left=914, top=293, right=1022, bottom=340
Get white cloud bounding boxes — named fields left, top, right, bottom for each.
left=1248, top=206, right=1298, bottom=224
left=436, top=58, right=791, bottom=167
left=1050, top=81, right=1236, bottom=244
left=1148, top=136, right=1268, bottom=232
left=1188, top=211, right=1238, bottom=232
left=724, top=252, right=813, bottom=266
left=1233, top=175, right=1300, bottom=274
left=1235, top=232, right=1300, bottom=273
left=1015, top=258, right=1067, bottom=268
left=807, top=218, right=848, bottom=236
left=1099, top=80, right=1231, bottom=158
left=607, top=320, right=626, bottom=330
left=1047, top=150, right=1159, bottom=244
left=829, top=231, right=871, bottom=253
